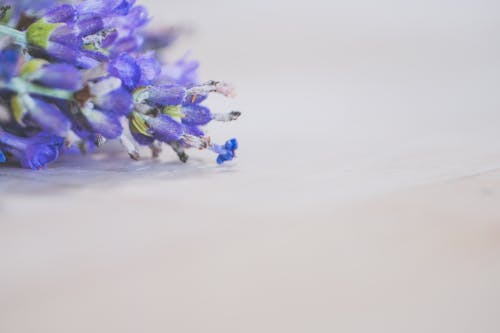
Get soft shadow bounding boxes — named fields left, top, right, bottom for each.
left=0, top=143, right=238, bottom=195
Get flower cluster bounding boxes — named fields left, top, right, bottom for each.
left=0, top=0, right=240, bottom=169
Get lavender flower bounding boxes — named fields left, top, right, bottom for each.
left=0, top=0, right=241, bottom=169
left=22, top=60, right=83, bottom=90
left=0, top=127, right=63, bottom=169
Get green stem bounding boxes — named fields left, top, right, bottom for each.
left=0, top=24, right=27, bottom=46
left=2, top=78, right=74, bottom=100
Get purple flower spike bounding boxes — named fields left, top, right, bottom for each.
left=0, top=0, right=241, bottom=167
left=0, top=129, right=63, bottom=169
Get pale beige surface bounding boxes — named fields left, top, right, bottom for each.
left=1, top=0, right=500, bottom=332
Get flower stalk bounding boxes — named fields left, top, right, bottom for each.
left=0, top=24, right=27, bottom=46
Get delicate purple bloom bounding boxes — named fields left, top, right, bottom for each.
left=0, top=0, right=241, bottom=167
left=16, top=96, right=71, bottom=136
left=182, top=124, right=204, bottom=138
left=0, top=129, right=63, bottom=169
left=212, top=138, right=238, bottom=165
left=76, top=0, right=135, bottom=19
left=181, top=104, right=212, bottom=126
left=108, top=35, right=143, bottom=55
left=33, top=63, right=83, bottom=90
left=0, top=148, right=5, bottom=163
left=136, top=51, right=161, bottom=86
left=157, top=54, right=199, bottom=87
left=113, top=0, right=137, bottom=16
left=37, top=40, right=101, bottom=68
left=138, top=84, right=186, bottom=106
left=108, top=53, right=140, bottom=89
left=103, top=5, right=148, bottom=35
left=44, top=4, right=77, bottom=23
left=81, top=107, right=123, bottom=139
left=103, top=5, right=148, bottom=55
left=130, top=129, right=153, bottom=146
left=145, top=114, right=184, bottom=142
left=93, top=86, right=133, bottom=115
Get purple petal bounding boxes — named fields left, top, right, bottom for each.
left=93, top=87, right=133, bottom=115
left=50, top=25, right=83, bottom=47
left=77, top=17, right=104, bottom=37
left=35, top=63, right=83, bottom=90
left=143, top=84, right=186, bottom=106
left=158, top=55, right=199, bottom=87
left=25, top=97, right=71, bottom=135
left=45, top=41, right=79, bottom=63
left=130, top=130, right=154, bottom=146
left=136, top=51, right=161, bottom=86
left=103, top=5, right=148, bottom=33
left=82, top=108, right=123, bottom=139
left=181, top=104, right=212, bottom=126
left=182, top=124, right=204, bottom=137
left=113, top=0, right=136, bottom=16
left=76, top=0, right=123, bottom=18
left=109, top=35, right=143, bottom=54
left=0, top=131, right=63, bottom=169
left=108, top=53, right=140, bottom=89
left=44, top=4, right=76, bottom=23
left=146, top=114, right=184, bottom=142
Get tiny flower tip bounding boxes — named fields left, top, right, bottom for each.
left=216, top=138, right=238, bottom=164
left=0, top=150, right=6, bottom=163
left=215, top=82, right=236, bottom=98
left=225, top=138, right=238, bottom=151
left=229, top=111, right=241, bottom=120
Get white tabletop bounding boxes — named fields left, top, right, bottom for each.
left=1, top=0, right=500, bottom=332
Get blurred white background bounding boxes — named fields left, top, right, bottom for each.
left=1, top=0, right=500, bottom=332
